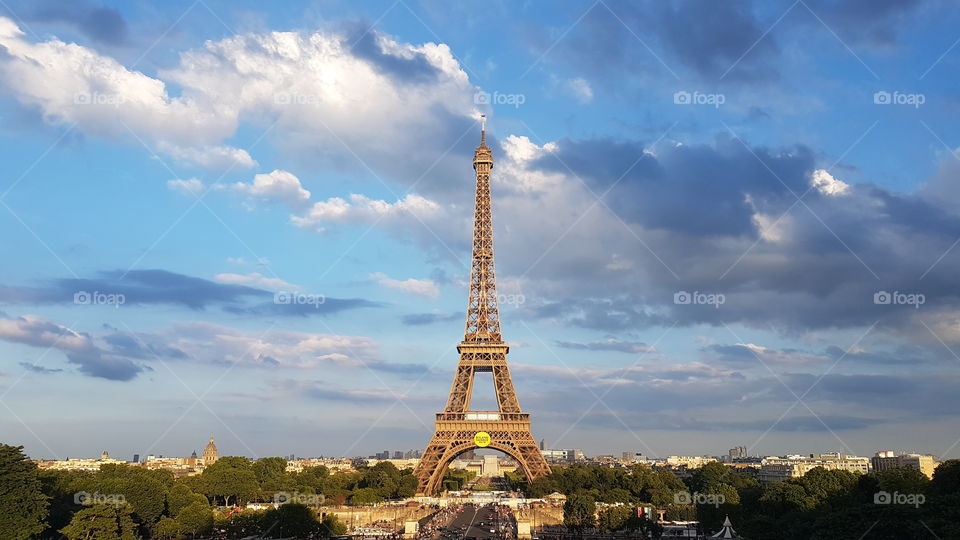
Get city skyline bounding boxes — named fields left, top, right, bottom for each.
left=2, top=0, right=960, bottom=463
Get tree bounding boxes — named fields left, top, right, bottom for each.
left=167, top=483, right=207, bottom=517
left=96, top=468, right=167, bottom=526
left=202, top=457, right=258, bottom=506
left=215, top=510, right=264, bottom=538
left=176, top=500, right=214, bottom=536
left=262, top=503, right=320, bottom=538
left=0, top=444, right=49, bottom=539
left=350, top=487, right=383, bottom=505
left=154, top=516, right=183, bottom=539
left=932, top=460, right=960, bottom=495
left=60, top=503, right=137, bottom=540
left=563, top=493, right=596, bottom=531
left=320, top=513, right=348, bottom=536
left=597, top=506, right=632, bottom=531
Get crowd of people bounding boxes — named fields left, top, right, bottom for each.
left=415, top=504, right=464, bottom=539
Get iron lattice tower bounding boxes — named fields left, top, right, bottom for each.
left=413, top=117, right=551, bottom=495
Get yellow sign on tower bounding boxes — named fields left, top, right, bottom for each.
left=474, top=431, right=491, bottom=447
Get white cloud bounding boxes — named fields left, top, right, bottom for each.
left=158, top=143, right=256, bottom=170
left=565, top=77, right=594, bottom=103
left=810, top=168, right=849, bottom=196
left=370, top=272, right=439, bottom=298
left=231, top=169, right=311, bottom=209
left=0, top=18, right=477, bottom=174
left=291, top=193, right=447, bottom=232
left=168, top=321, right=380, bottom=369
left=166, top=178, right=204, bottom=196
left=214, top=272, right=299, bottom=292
left=496, top=135, right=563, bottom=192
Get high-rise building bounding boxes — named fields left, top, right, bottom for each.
left=728, top=446, right=748, bottom=459
left=132, top=454, right=139, bottom=463
left=393, top=451, right=404, bottom=459
left=202, top=436, right=219, bottom=466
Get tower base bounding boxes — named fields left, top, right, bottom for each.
left=413, top=412, right=550, bottom=495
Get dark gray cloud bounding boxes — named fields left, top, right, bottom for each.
left=555, top=338, right=653, bottom=354
left=27, top=0, right=129, bottom=45
left=401, top=312, right=459, bottom=325
left=508, top=133, right=960, bottom=337
left=226, top=297, right=381, bottom=318
left=534, top=136, right=813, bottom=237
left=0, top=269, right=381, bottom=317
left=0, top=314, right=143, bottom=381
left=344, top=22, right=443, bottom=83
left=531, top=0, right=778, bottom=82
left=18, top=362, right=63, bottom=374
left=803, top=0, right=926, bottom=46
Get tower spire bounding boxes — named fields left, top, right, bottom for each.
left=465, top=116, right=500, bottom=343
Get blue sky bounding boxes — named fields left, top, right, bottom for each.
left=1, top=0, right=960, bottom=462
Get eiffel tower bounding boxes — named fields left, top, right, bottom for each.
left=413, top=116, right=551, bottom=495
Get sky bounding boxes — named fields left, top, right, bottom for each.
left=1, top=0, right=959, bottom=462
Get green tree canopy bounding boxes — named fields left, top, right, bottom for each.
left=60, top=503, right=137, bottom=540
left=0, top=444, right=49, bottom=540
left=563, top=493, right=596, bottom=531
left=202, top=456, right=258, bottom=506
left=261, top=503, right=320, bottom=538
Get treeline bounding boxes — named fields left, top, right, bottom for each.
left=1, top=444, right=418, bottom=540
left=521, top=461, right=960, bottom=538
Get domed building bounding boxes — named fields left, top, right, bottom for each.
left=202, top=436, right=219, bottom=466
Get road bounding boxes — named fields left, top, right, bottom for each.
left=432, top=503, right=515, bottom=540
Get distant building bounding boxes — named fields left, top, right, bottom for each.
left=541, top=448, right=585, bottom=463
left=540, top=439, right=546, bottom=451
left=481, top=454, right=500, bottom=476
left=202, top=436, right=219, bottom=466
left=665, top=456, right=717, bottom=469
left=728, top=446, right=748, bottom=459
left=132, top=454, right=139, bottom=463
left=871, top=451, right=938, bottom=479
left=393, top=451, right=404, bottom=459
left=759, top=453, right=870, bottom=482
